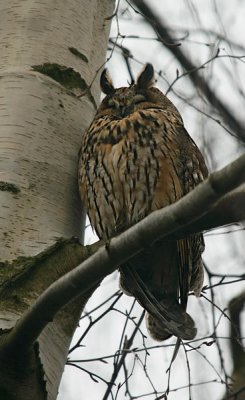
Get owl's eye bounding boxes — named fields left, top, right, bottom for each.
left=133, top=94, right=146, bottom=104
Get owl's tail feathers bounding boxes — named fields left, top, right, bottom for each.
left=145, top=304, right=196, bottom=341
left=120, top=264, right=197, bottom=341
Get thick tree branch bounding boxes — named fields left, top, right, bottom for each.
left=130, top=0, right=245, bottom=142
left=2, top=154, right=245, bottom=354
left=173, top=184, right=245, bottom=237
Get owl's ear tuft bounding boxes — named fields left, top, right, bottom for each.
left=136, top=63, right=155, bottom=90
left=100, top=69, right=115, bottom=95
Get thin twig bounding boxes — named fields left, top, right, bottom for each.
left=102, top=311, right=145, bottom=400
left=129, top=0, right=245, bottom=141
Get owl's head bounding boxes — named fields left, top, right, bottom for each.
left=97, top=63, right=180, bottom=119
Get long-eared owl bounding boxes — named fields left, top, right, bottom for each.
left=78, top=64, right=208, bottom=341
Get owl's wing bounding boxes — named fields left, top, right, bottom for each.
left=120, top=125, right=208, bottom=341
left=177, top=238, right=191, bottom=308
left=176, top=125, right=208, bottom=303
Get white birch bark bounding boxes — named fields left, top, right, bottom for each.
left=0, top=0, right=113, bottom=261
left=0, top=1, right=114, bottom=399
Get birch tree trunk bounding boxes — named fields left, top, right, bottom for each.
left=0, top=1, right=114, bottom=399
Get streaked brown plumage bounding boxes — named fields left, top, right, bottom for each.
left=78, top=64, right=208, bottom=341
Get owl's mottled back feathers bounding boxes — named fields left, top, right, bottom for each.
left=78, top=64, right=208, bottom=340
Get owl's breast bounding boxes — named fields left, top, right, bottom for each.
left=79, top=109, right=183, bottom=239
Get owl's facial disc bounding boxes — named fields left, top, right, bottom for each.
left=108, top=93, right=146, bottom=117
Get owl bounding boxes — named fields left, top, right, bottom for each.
left=78, top=63, right=208, bottom=341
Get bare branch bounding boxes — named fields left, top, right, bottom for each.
left=129, top=0, right=245, bottom=142
left=102, top=311, right=145, bottom=400
left=2, top=154, right=245, bottom=354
